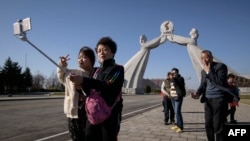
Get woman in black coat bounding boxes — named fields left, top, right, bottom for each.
left=70, top=37, right=124, bottom=141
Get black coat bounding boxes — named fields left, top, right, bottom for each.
left=197, top=62, right=228, bottom=95
left=171, top=74, right=186, bottom=98
left=197, top=61, right=239, bottom=102
left=82, top=59, right=124, bottom=107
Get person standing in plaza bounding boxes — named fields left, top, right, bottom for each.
left=170, top=67, right=186, bottom=133
left=161, top=72, right=175, bottom=125
left=226, top=73, right=240, bottom=124
left=160, top=90, right=165, bottom=112
left=57, top=46, right=95, bottom=141
left=191, top=50, right=240, bottom=141
left=69, top=37, right=124, bottom=141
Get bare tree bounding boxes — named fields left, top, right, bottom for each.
left=45, top=71, right=61, bottom=90
left=32, top=71, right=45, bottom=91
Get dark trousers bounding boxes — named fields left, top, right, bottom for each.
left=163, top=96, right=175, bottom=123
left=85, top=106, right=121, bottom=141
left=227, top=106, right=236, bottom=121
left=162, top=101, right=165, bottom=111
left=68, top=108, right=87, bottom=141
left=204, top=97, right=227, bottom=141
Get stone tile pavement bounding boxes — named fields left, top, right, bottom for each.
left=118, top=95, right=250, bottom=141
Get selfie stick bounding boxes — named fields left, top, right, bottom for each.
left=22, top=35, right=87, bottom=96
left=13, top=18, right=67, bottom=74
left=14, top=19, right=87, bottom=96
left=18, top=33, right=68, bottom=74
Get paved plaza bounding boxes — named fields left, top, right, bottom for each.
left=1, top=94, right=249, bottom=141
left=118, top=95, right=250, bottom=141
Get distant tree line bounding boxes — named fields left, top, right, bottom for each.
left=0, top=57, right=63, bottom=95
left=1, top=57, right=248, bottom=95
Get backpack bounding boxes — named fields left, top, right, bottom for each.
left=85, top=65, right=122, bottom=125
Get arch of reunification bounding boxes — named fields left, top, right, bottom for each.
left=122, top=20, right=249, bottom=94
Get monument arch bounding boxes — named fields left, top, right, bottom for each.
left=122, top=21, right=250, bottom=94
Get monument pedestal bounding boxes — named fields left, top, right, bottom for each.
left=122, top=88, right=144, bottom=94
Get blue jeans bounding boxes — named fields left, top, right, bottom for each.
left=171, top=97, right=183, bottom=129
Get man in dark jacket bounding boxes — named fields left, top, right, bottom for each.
left=170, top=67, right=186, bottom=133
left=192, top=50, right=239, bottom=141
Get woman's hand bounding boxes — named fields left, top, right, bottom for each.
left=59, top=54, right=70, bottom=66
left=69, top=74, right=83, bottom=89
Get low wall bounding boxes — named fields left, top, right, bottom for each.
left=239, top=87, right=250, bottom=94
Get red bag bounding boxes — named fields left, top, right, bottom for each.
left=85, top=89, right=120, bottom=125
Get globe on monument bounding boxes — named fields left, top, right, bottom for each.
left=160, top=21, right=174, bottom=33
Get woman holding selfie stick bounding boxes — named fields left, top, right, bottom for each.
left=69, top=37, right=124, bottom=141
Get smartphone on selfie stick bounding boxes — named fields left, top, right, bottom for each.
left=13, top=17, right=68, bottom=74
left=13, top=17, right=86, bottom=96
